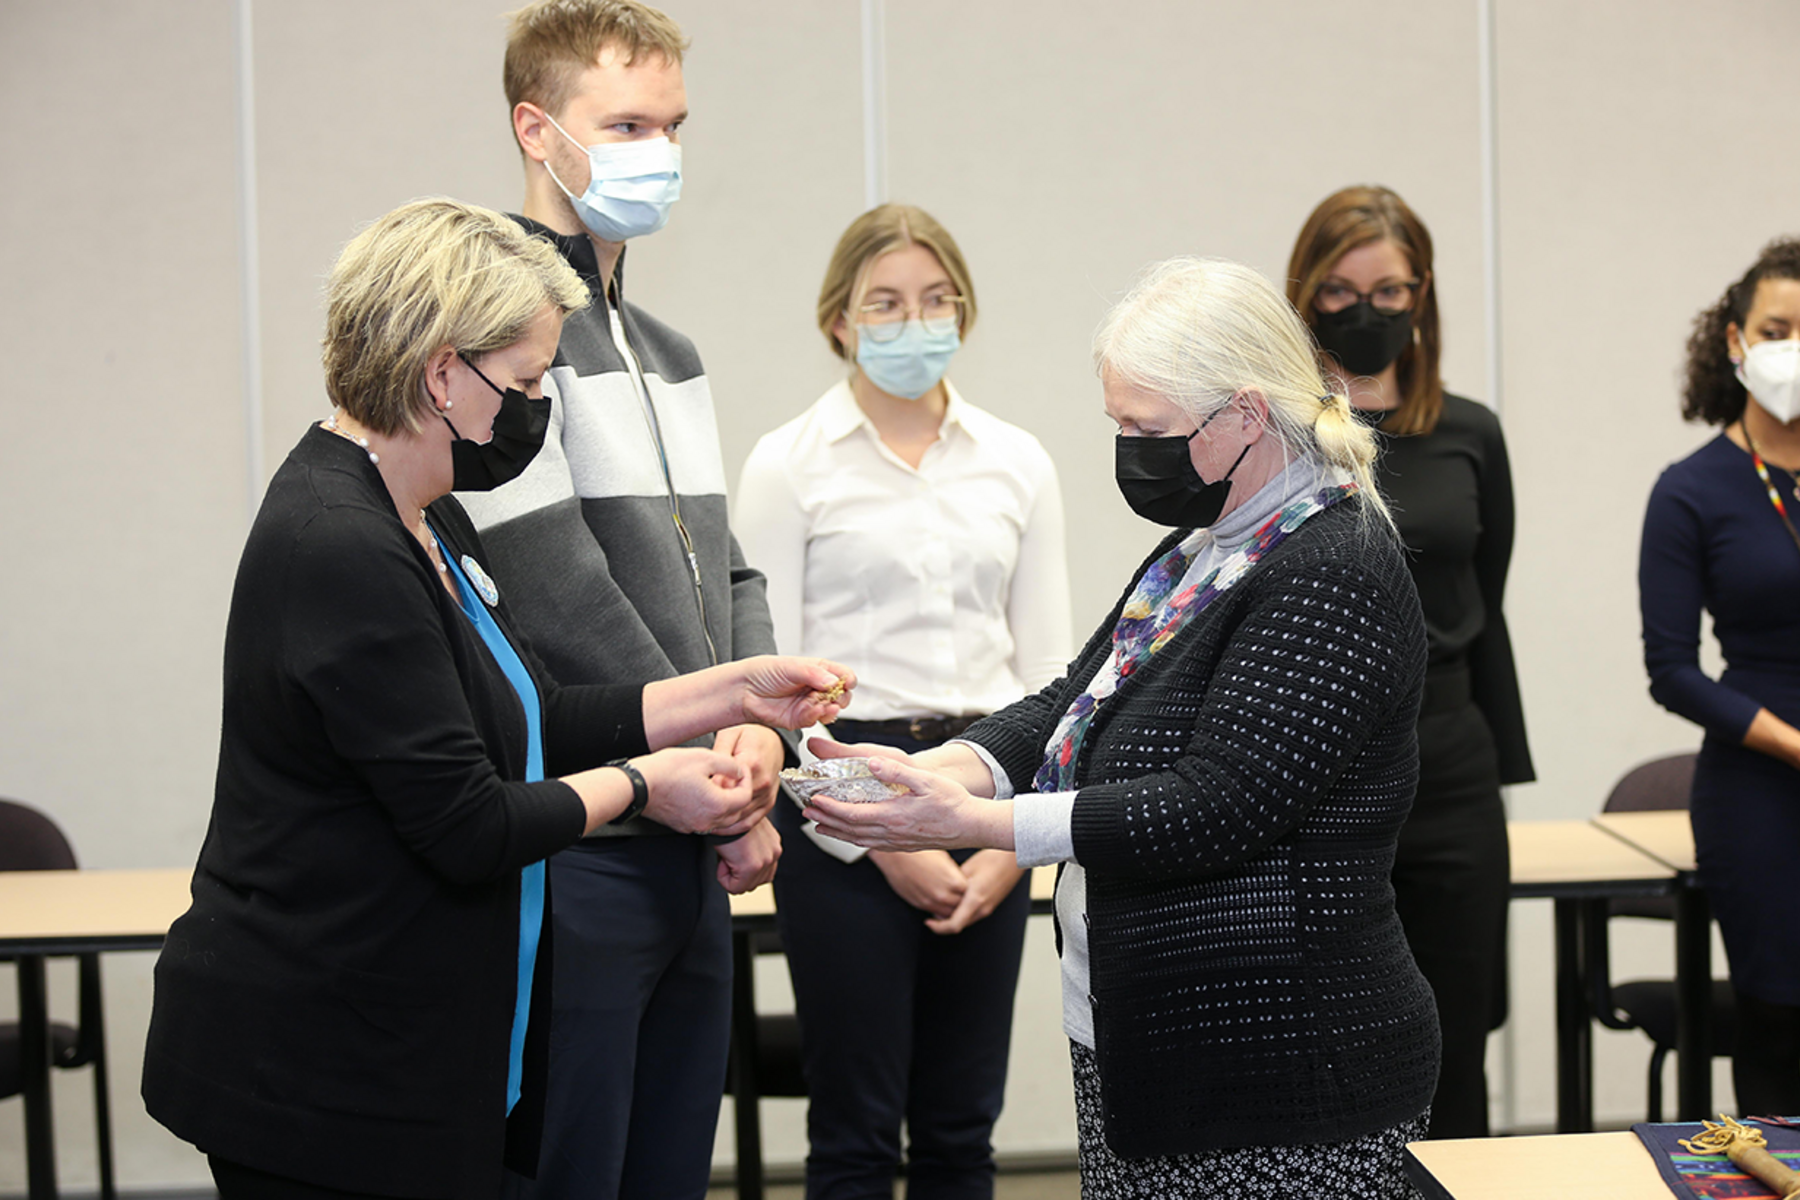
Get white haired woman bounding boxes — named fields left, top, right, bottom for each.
left=141, top=199, right=854, bottom=1200
left=804, top=258, right=1439, bottom=1197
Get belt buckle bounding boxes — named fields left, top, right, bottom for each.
left=908, top=717, right=934, bottom=741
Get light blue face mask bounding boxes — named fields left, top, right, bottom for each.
left=542, top=112, right=682, bottom=243
left=855, top=319, right=961, bottom=401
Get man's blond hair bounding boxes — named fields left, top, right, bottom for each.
left=504, top=0, right=689, bottom=133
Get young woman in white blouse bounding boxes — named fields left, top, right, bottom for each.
left=735, top=203, right=1072, bottom=1199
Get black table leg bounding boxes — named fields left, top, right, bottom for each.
left=1553, top=898, right=1594, bottom=1132
left=1674, top=881, right=1713, bottom=1120
left=729, top=930, right=764, bottom=1200
left=19, top=953, right=57, bottom=1199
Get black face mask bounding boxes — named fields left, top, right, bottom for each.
left=1313, top=300, right=1413, bottom=376
left=445, top=355, right=551, bottom=492
left=1114, top=414, right=1252, bottom=529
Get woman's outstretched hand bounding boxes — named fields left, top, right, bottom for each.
left=738, top=656, right=857, bottom=729
left=801, top=756, right=1013, bottom=853
left=641, top=658, right=855, bottom=752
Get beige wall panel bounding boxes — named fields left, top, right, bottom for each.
left=616, top=2, right=866, bottom=471
left=885, top=1, right=1488, bottom=638
left=253, top=0, right=542, bottom=464
left=1499, top=0, right=1800, bottom=819
left=1493, top=0, right=1800, bottom=1130
left=0, top=0, right=245, bottom=1189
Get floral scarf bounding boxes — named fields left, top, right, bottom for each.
left=1034, top=482, right=1357, bottom=794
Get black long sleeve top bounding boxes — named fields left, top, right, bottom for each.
left=964, top=499, right=1439, bottom=1157
left=143, top=427, right=647, bottom=1199
left=1371, top=394, right=1535, bottom=784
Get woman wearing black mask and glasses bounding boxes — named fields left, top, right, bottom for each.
left=140, top=199, right=854, bottom=1200
left=800, top=257, right=1438, bottom=1198
left=1288, top=185, right=1535, bottom=1140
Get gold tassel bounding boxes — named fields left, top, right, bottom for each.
left=1679, top=1116, right=1800, bottom=1199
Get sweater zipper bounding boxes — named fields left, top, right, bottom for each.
left=606, top=299, right=719, bottom=667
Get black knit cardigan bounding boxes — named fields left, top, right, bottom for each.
left=965, top=499, right=1440, bottom=1157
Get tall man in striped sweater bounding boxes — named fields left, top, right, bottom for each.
left=460, top=3, right=786, bottom=1196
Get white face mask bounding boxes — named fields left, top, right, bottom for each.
left=541, top=112, right=682, bottom=243
left=1736, top=331, right=1800, bottom=424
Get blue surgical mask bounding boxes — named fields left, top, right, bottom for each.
left=542, top=112, right=682, bottom=243
left=854, top=319, right=961, bottom=401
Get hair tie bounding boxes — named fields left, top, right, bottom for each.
left=1319, top=392, right=1336, bottom=407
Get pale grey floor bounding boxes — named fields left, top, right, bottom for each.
left=708, top=1171, right=1082, bottom=1199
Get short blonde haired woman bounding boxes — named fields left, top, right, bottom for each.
left=142, top=199, right=853, bottom=1200
left=735, top=203, right=1071, bottom=1197
left=804, top=258, right=1438, bottom=1199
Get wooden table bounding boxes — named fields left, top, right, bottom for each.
left=1406, top=1131, right=1669, bottom=1198
left=1508, top=821, right=1678, bottom=1133
left=1593, top=810, right=1696, bottom=873
left=0, top=863, right=1030, bottom=1200
left=0, top=868, right=193, bottom=1200
left=1592, top=810, right=1713, bottom=1124
left=1, top=838, right=1701, bottom=1196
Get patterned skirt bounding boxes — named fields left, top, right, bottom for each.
left=1070, top=1042, right=1427, bottom=1199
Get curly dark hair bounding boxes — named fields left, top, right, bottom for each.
left=1683, top=236, right=1800, bottom=425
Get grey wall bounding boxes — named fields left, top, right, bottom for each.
left=2, top=0, right=1797, bottom=1189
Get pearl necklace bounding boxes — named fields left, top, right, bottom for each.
left=324, top=409, right=380, bottom=464
left=417, top=512, right=449, bottom=574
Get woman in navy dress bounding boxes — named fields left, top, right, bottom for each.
left=1640, top=235, right=1800, bottom=1112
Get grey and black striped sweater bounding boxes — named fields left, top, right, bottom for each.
left=458, top=217, right=780, bottom=832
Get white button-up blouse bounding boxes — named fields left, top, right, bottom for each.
left=735, top=378, right=1073, bottom=724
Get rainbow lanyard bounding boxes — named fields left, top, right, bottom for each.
left=1743, top=423, right=1800, bottom=554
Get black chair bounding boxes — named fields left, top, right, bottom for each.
left=0, top=799, right=117, bottom=1200
left=1589, top=753, right=1736, bottom=1122
left=725, top=927, right=807, bottom=1200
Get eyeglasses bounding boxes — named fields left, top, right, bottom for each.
left=855, top=293, right=966, bottom=343
left=1314, top=279, right=1421, bottom=316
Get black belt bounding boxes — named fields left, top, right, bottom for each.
left=832, top=715, right=988, bottom=743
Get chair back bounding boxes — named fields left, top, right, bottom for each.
left=0, top=799, right=78, bottom=872
left=1602, top=753, right=1698, bottom=813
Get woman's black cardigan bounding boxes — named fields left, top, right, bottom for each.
left=143, top=428, right=647, bottom=1199
left=966, top=499, right=1440, bottom=1157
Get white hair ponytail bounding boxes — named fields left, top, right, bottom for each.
left=1094, top=257, right=1392, bottom=530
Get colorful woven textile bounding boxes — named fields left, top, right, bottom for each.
left=1034, top=482, right=1356, bottom=794
left=1635, top=1119, right=1800, bottom=1199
